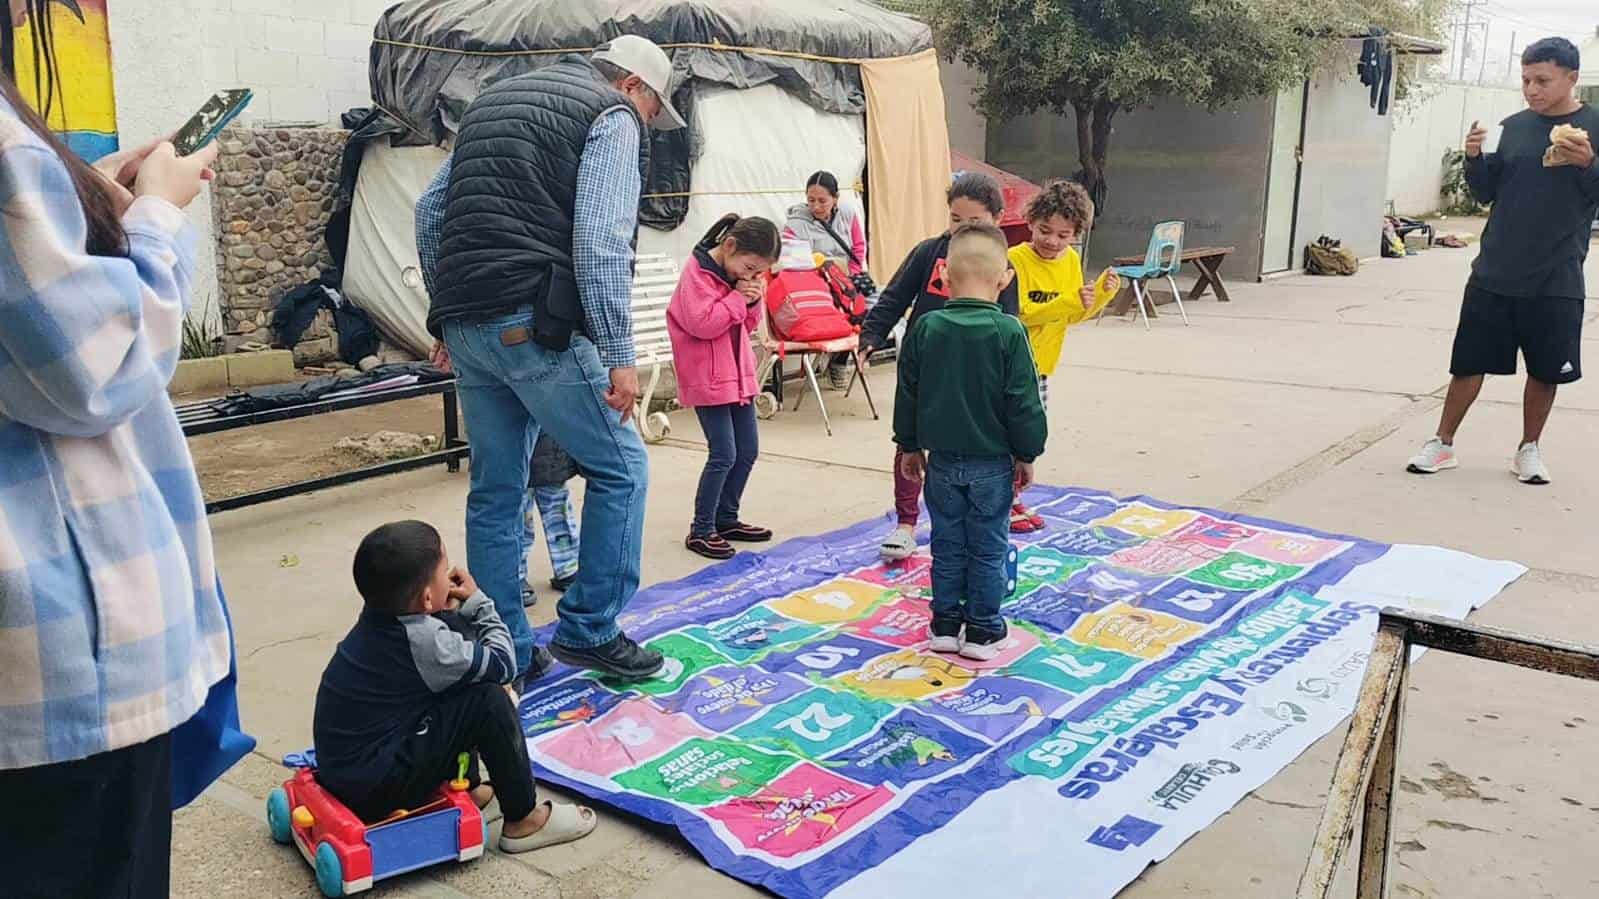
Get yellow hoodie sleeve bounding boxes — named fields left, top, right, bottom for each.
left=1063, top=267, right=1119, bottom=327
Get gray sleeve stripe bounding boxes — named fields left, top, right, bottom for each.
left=403, top=615, right=476, bottom=693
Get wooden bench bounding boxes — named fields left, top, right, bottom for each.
left=1107, top=246, right=1236, bottom=317
left=629, top=253, right=682, bottom=443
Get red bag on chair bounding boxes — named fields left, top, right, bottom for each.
left=764, top=269, right=855, bottom=342
left=818, top=260, right=868, bottom=325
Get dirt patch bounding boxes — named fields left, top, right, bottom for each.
left=1422, top=761, right=1501, bottom=803
left=186, top=395, right=453, bottom=501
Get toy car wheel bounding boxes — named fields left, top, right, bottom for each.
left=266, top=787, right=293, bottom=845
left=753, top=392, right=778, bottom=420
left=314, top=841, right=345, bottom=897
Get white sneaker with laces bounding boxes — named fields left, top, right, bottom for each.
left=1513, top=442, right=1550, bottom=485
left=1406, top=437, right=1458, bottom=474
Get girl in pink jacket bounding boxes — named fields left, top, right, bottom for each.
left=667, top=214, right=782, bottom=560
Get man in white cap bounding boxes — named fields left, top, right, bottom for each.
left=419, top=35, right=684, bottom=683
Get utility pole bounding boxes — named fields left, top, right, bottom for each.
left=1456, top=0, right=1482, bottom=81
left=1506, top=30, right=1517, bottom=83
left=1476, top=21, right=1491, bottom=84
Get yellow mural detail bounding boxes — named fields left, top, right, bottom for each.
left=10, top=0, right=118, bottom=158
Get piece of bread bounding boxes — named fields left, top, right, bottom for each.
left=1544, top=123, right=1588, bottom=167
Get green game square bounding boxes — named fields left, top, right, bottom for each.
left=1008, top=625, right=1140, bottom=693
left=1184, top=552, right=1302, bottom=592
left=1007, top=547, right=1095, bottom=603
left=598, top=632, right=730, bottom=697
left=612, top=737, right=800, bottom=806
left=731, top=688, right=890, bottom=761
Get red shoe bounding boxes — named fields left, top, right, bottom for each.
left=1010, top=503, right=1045, bottom=533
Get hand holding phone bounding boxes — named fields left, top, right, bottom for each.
left=135, top=142, right=218, bottom=210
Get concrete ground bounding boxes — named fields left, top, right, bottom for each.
left=178, top=240, right=1599, bottom=898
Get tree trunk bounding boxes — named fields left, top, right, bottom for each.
left=1072, top=100, right=1117, bottom=214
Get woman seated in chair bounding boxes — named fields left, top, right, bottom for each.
left=784, top=171, right=871, bottom=389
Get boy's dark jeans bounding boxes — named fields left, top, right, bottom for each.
left=323, top=683, right=537, bottom=823
left=924, top=451, right=1013, bottom=637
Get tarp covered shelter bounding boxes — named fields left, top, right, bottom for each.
left=345, top=0, right=952, bottom=355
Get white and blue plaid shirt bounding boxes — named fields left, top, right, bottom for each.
left=0, top=98, right=232, bottom=768
left=416, top=107, right=642, bottom=368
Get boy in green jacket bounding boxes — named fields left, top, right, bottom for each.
left=894, top=223, right=1047, bottom=660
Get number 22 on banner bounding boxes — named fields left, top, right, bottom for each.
left=779, top=703, right=855, bottom=742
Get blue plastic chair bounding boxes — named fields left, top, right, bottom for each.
left=1106, top=220, right=1189, bottom=330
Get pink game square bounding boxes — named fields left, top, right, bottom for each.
left=1236, top=532, right=1347, bottom=566
left=539, top=698, right=712, bottom=780
left=950, top=625, right=1039, bottom=671
left=852, top=554, right=933, bottom=590
left=846, top=598, right=935, bottom=648
left=705, top=764, right=894, bottom=859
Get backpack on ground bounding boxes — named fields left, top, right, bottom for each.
left=1305, top=235, right=1359, bottom=276
left=764, top=269, right=856, bottom=342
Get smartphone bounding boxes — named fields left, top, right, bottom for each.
left=1481, top=123, right=1504, bottom=155
left=173, top=89, right=254, bottom=156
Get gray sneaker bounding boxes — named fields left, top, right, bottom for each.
left=1513, top=442, right=1550, bottom=485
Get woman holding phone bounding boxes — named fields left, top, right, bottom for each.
left=0, top=1, right=250, bottom=895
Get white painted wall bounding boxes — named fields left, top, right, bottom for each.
left=1385, top=81, right=1524, bottom=216
left=198, top=0, right=389, bottom=126
left=107, top=0, right=389, bottom=323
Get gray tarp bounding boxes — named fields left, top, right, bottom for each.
left=371, top=0, right=932, bottom=139
left=369, top=0, right=931, bottom=229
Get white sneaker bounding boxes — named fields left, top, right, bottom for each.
left=1513, top=442, right=1550, bottom=485
left=1406, top=437, right=1458, bottom=475
left=928, top=622, right=962, bottom=654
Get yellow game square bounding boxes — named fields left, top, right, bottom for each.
left=832, top=649, right=978, bottom=701
left=1094, top=504, right=1199, bottom=538
left=1068, top=604, right=1204, bottom=659
left=770, top=579, right=885, bottom=624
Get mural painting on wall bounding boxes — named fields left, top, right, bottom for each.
left=7, top=0, right=119, bottom=160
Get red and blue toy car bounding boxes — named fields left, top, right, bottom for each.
left=267, top=751, right=487, bottom=896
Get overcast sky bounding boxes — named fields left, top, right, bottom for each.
left=1442, top=0, right=1596, bottom=85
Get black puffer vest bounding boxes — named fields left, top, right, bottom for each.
left=427, top=57, right=649, bottom=341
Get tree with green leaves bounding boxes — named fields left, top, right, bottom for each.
left=921, top=0, right=1447, bottom=210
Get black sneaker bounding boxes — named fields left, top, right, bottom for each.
left=550, top=634, right=665, bottom=680
left=928, top=616, right=963, bottom=654
left=513, top=646, right=558, bottom=695
left=521, top=578, right=538, bottom=608
left=716, top=521, right=773, bottom=543
left=686, top=533, right=736, bottom=560
left=960, top=621, right=1010, bottom=662
left=550, top=572, right=576, bottom=592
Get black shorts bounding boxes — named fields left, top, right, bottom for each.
left=1449, top=283, right=1584, bottom=384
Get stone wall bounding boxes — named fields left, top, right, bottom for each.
left=212, top=127, right=349, bottom=364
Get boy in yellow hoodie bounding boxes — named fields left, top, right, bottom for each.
left=1006, top=180, right=1119, bottom=532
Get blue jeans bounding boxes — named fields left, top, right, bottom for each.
left=924, top=451, right=1013, bottom=636
left=692, top=402, right=759, bottom=537
left=520, top=485, right=580, bottom=584
left=444, top=315, right=649, bottom=663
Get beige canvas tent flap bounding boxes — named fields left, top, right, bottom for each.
left=862, top=49, right=953, bottom=284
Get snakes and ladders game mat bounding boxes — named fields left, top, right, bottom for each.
left=518, top=486, right=1524, bottom=898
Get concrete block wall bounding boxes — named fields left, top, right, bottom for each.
left=198, top=0, right=394, bottom=127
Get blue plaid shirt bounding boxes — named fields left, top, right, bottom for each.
left=0, top=97, right=233, bottom=768
left=416, top=108, right=642, bottom=368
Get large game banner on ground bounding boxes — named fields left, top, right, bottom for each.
left=520, top=486, right=1524, bottom=898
